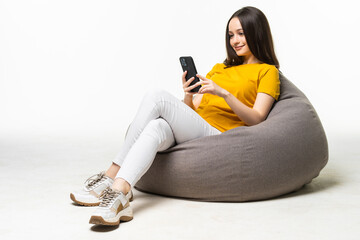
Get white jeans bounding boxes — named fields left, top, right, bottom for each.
left=113, top=89, right=221, bottom=186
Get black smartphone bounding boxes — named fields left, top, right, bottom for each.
left=179, top=56, right=201, bottom=93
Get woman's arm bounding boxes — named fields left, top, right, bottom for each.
left=222, top=91, right=275, bottom=126
left=183, top=94, right=203, bottom=110
left=196, top=74, right=275, bottom=126
left=192, top=94, right=204, bottom=109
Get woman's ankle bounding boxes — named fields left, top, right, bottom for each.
left=105, top=162, right=121, bottom=179
left=112, top=178, right=131, bottom=194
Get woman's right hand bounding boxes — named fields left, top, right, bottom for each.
left=182, top=71, right=202, bottom=97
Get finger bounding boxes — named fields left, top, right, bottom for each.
left=186, top=81, right=203, bottom=91
left=182, top=71, right=187, bottom=84
left=188, top=82, right=202, bottom=91
left=185, top=82, right=201, bottom=92
left=197, top=76, right=210, bottom=85
left=198, top=86, right=206, bottom=94
left=198, top=80, right=207, bottom=86
left=184, top=84, right=198, bottom=93
left=199, top=85, right=212, bottom=94
left=185, top=82, right=200, bottom=92
left=193, top=81, right=203, bottom=87
left=183, top=77, right=194, bottom=88
left=184, top=86, right=197, bottom=93
left=196, top=74, right=207, bottom=80
left=183, top=77, right=194, bottom=86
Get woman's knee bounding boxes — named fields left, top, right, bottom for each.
left=145, top=118, right=170, bottom=136
left=142, top=88, right=170, bottom=104
left=145, top=118, right=175, bottom=150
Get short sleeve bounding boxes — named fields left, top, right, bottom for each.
left=257, top=66, right=280, bottom=101
left=206, top=63, right=222, bottom=79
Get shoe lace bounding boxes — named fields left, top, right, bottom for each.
left=84, top=171, right=106, bottom=189
left=99, top=187, right=118, bottom=207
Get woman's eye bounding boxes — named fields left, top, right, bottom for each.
left=229, top=35, right=234, bottom=38
left=239, top=32, right=244, bottom=36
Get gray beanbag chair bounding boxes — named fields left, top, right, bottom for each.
left=135, top=74, right=329, bottom=202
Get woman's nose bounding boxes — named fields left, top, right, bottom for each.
left=233, top=34, right=241, bottom=44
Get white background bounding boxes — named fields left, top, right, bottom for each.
left=1, top=0, right=359, bottom=137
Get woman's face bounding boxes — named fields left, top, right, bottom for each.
left=228, top=17, right=252, bottom=59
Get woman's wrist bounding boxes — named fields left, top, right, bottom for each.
left=219, top=89, right=231, bottom=99
left=184, top=94, right=193, bottom=101
left=183, top=94, right=195, bottom=107
left=184, top=93, right=194, bottom=101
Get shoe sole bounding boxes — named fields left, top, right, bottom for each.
left=89, top=215, right=133, bottom=225
left=70, top=192, right=134, bottom=206
left=89, top=207, right=133, bottom=225
left=70, top=193, right=100, bottom=206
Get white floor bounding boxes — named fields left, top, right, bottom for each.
left=0, top=130, right=359, bottom=240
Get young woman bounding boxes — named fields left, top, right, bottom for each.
left=70, top=6, right=280, bottom=226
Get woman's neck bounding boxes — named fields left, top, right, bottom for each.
left=242, top=54, right=261, bottom=65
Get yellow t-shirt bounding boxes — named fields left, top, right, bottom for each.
left=195, top=63, right=280, bottom=132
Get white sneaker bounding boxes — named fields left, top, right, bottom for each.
left=70, top=171, right=134, bottom=206
left=89, top=187, right=133, bottom=225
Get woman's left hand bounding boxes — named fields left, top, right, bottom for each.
left=196, top=74, right=228, bottom=98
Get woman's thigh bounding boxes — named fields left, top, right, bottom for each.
left=144, top=89, right=221, bottom=144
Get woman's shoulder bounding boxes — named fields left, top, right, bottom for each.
left=258, top=63, right=278, bottom=72
left=257, top=64, right=279, bottom=82
left=252, top=63, right=279, bottom=78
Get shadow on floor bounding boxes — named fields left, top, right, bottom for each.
left=90, top=224, right=119, bottom=232
left=131, top=193, right=168, bottom=215
left=273, top=172, right=340, bottom=201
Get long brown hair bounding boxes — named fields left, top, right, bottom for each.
left=224, top=6, right=279, bottom=69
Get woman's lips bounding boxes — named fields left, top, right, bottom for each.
left=234, top=45, right=245, bottom=50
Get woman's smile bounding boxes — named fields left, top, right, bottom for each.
left=234, top=44, right=245, bottom=50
